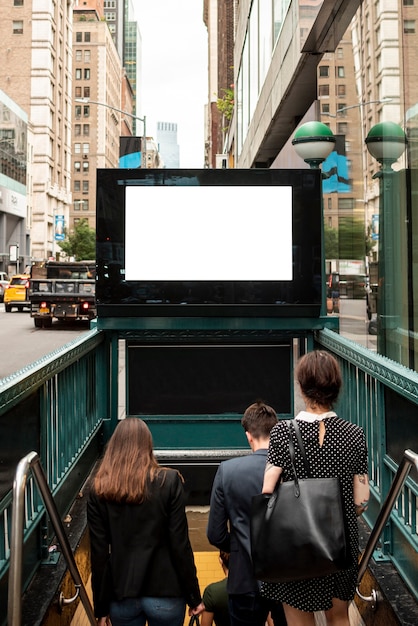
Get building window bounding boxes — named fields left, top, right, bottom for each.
left=404, top=20, right=416, bottom=33
left=74, top=143, right=81, bottom=154
left=83, top=180, right=89, bottom=192
left=337, top=66, right=345, bottom=78
left=322, top=103, right=330, bottom=113
left=74, top=180, right=81, bottom=192
left=75, top=87, right=82, bottom=98
left=75, top=124, right=81, bottom=136
left=75, top=50, right=82, bottom=61
left=76, top=32, right=82, bottom=42
left=84, top=50, right=91, bottom=62
left=83, top=124, right=90, bottom=136
left=74, top=200, right=81, bottom=211
left=404, top=0, right=414, bottom=6
left=83, top=143, right=89, bottom=154
left=14, top=0, right=24, bottom=5
left=337, top=84, right=346, bottom=96
left=83, top=106, right=90, bottom=117
left=83, top=161, right=89, bottom=172
left=319, top=85, right=330, bottom=97
left=84, top=32, right=91, bottom=42
left=74, top=161, right=81, bottom=172
left=337, top=47, right=344, bottom=59
left=82, top=200, right=89, bottom=211
left=13, top=20, right=23, bottom=34
left=75, top=68, right=82, bottom=80
left=338, top=198, right=355, bottom=210
left=75, top=106, right=82, bottom=118
left=83, top=86, right=90, bottom=98
left=337, top=122, right=348, bottom=134
left=84, top=68, right=90, bottom=80
left=319, top=66, right=329, bottom=77
left=337, top=103, right=347, bottom=115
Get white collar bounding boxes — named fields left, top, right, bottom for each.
left=295, top=410, right=337, bottom=423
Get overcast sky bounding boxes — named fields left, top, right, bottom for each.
left=136, top=1, right=208, bottom=168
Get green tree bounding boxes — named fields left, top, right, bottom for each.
left=324, top=224, right=339, bottom=260
left=59, top=219, right=96, bottom=261
left=338, top=217, right=371, bottom=260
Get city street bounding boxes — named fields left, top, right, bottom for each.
left=336, top=297, right=377, bottom=352
left=0, top=303, right=91, bottom=379
left=0, top=297, right=376, bottom=382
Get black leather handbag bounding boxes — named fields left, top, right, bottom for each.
left=188, top=616, right=200, bottom=626
left=251, top=419, right=351, bottom=583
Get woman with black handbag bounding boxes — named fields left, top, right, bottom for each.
left=260, top=351, right=370, bottom=626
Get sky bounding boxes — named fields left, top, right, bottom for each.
left=135, top=1, right=208, bottom=168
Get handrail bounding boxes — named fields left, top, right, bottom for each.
left=356, top=448, right=418, bottom=605
left=8, top=452, right=96, bottom=626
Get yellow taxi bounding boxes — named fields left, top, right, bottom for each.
left=4, top=274, right=31, bottom=312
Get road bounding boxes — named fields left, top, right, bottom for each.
left=0, top=297, right=376, bottom=381
left=0, top=303, right=92, bottom=380
left=338, top=297, right=377, bottom=352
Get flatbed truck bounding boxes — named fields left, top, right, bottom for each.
left=29, top=260, right=96, bottom=328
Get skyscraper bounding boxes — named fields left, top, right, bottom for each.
left=156, top=122, right=180, bottom=168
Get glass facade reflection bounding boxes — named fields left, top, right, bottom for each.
left=232, top=0, right=418, bottom=370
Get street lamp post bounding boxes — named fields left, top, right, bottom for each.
left=74, top=98, right=147, bottom=167
left=365, top=121, right=408, bottom=359
left=292, top=121, right=336, bottom=317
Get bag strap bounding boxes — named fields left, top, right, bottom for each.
left=286, top=420, right=301, bottom=496
left=288, top=419, right=312, bottom=477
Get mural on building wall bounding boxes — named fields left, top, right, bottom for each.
left=322, top=135, right=351, bottom=193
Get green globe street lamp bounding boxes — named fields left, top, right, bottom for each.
left=365, top=121, right=407, bottom=359
left=365, top=121, right=408, bottom=173
left=292, top=121, right=336, bottom=168
left=292, top=121, right=336, bottom=318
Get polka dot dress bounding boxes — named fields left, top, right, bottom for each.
left=260, top=414, right=368, bottom=613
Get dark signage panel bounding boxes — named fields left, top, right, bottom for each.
left=127, top=343, right=292, bottom=417
left=96, top=168, right=322, bottom=317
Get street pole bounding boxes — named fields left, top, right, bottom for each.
left=74, top=98, right=147, bottom=168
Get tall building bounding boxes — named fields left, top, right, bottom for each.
left=0, top=89, right=30, bottom=274
left=203, top=0, right=235, bottom=168
left=0, top=0, right=73, bottom=261
left=156, top=122, right=179, bottom=168
left=104, top=0, right=142, bottom=136
left=71, top=3, right=124, bottom=231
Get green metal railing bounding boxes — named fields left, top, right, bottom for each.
left=1, top=322, right=418, bottom=621
left=0, top=329, right=110, bottom=624
left=316, top=328, right=418, bottom=601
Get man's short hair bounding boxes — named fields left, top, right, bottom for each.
left=241, top=401, right=278, bottom=439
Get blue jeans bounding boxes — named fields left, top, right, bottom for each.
left=109, top=596, right=186, bottom=626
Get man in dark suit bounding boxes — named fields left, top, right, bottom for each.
left=207, top=401, right=287, bottom=626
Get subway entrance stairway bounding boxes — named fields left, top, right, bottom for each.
left=2, top=325, right=418, bottom=625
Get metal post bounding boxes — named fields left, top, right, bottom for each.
left=357, top=449, right=418, bottom=591
left=8, top=452, right=97, bottom=626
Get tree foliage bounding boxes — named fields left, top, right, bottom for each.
left=338, top=217, right=371, bottom=260
left=324, top=224, right=339, bottom=260
left=216, top=87, right=234, bottom=121
left=59, top=219, right=96, bottom=261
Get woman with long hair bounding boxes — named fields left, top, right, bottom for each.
left=87, top=417, right=204, bottom=626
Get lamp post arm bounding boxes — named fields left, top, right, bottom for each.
left=74, top=98, right=147, bottom=167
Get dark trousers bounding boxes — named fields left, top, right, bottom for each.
left=228, top=594, right=287, bottom=626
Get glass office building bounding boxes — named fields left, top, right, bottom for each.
left=228, top=0, right=418, bottom=370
